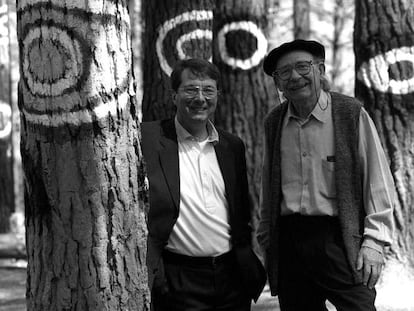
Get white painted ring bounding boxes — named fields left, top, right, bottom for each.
left=22, top=25, right=83, bottom=97
left=217, top=21, right=267, bottom=70
left=357, top=46, right=414, bottom=95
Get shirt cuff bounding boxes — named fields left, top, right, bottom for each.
left=362, top=236, right=385, bottom=254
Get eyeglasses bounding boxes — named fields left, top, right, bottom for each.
left=272, top=60, right=316, bottom=81
left=178, top=86, right=219, bottom=99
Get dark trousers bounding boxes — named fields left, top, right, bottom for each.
left=152, top=250, right=251, bottom=311
left=278, top=215, right=376, bottom=311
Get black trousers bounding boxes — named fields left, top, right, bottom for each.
left=278, top=215, right=376, bottom=311
left=152, top=250, right=251, bottom=311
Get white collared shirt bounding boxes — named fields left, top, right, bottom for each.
left=165, top=118, right=231, bottom=256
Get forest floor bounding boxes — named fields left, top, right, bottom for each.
left=0, top=259, right=280, bottom=311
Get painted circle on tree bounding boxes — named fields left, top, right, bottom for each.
left=156, top=10, right=268, bottom=75
left=157, top=10, right=213, bottom=76
left=357, top=46, right=414, bottom=94
left=17, top=0, right=132, bottom=127
left=217, top=21, right=267, bottom=70
left=0, top=101, right=12, bottom=139
left=22, top=25, right=83, bottom=97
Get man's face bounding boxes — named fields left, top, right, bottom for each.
left=173, top=69, right=218, bottom=129
left=273, top=50, right=323, bottom=103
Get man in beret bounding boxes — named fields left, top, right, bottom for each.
left=257, top=39, right=395, bottom=310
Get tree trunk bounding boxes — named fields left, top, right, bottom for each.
left=17, top=1, right=149, bottom=310
left=8, top=0, right=24, bottom=220
left=141, top=0, right=215, bottom=121
left=355, top=0, right=414, bottom=308
left=293, top=0, right=310, bottom=39
left=213, top=0, right=277, bottom=252
left=128, top=0, right=143, bottom=121
left=0, top=0, right=14, bottom=233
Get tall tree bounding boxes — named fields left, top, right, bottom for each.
left=17, top=0, right=149, bottom=310
left=8, top=0, right=24, bottom=220
left=141, top=0, right=215, bottom=121
left=128, top=0, right=143, bottom=120
left=354, top=0, right=414, bottom=305
left=213, top=0, right=277, bottom=250
left=330, top=0, right=354, bottom=92
left=0, top=0, right=14, bottom=232
left=293, top=0, right=310, bottom=39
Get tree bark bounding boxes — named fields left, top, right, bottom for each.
left=354, top=0, right=414, bottom=269
left=213, top=0, right=277, bottom=251
left=141, top=0, right=215, bottom=121
left=0, top=0, right=14, bottom=233
left=17, top=0, right=149, bottom=310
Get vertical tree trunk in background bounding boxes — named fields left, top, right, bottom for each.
left=8, top=0, right=23, bottom=221
left=293, top=0, right=310, bottom=39
left=142, top=0, right=215, bottom=121
left=331, top=0, right=347, bottom=89
left=128, top=0, right=143, bottom=120
left=355, top=1, right=414, bottom=308
left=0, top=0, right=14, bottom=232
left=213, top=0, right=277, bottom=252
left=17, top=0, right=149, bottom=310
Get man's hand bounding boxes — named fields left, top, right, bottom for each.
left=356, top=246, right=384, bottom=289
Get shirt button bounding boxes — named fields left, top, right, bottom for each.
left=302, top=152, right=307, bottom=157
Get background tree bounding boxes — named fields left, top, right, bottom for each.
left=354, top=0, right=414, bottom=308
left=128, top=0, right=143, bottom=120
left=16, top=0, right=149, bottom=309
left=141, top=0, right=215, bottom=121
left=293, top=0, right=310, bottom=39
left=0, top=0, right=14, bottom=232
left=212, top=0, right=277, bottom=250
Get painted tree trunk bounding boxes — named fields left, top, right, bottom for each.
left=141, top=0, right=215, bottom=121
left=354, top=1, right=414, bottom=308
left=17, top=0, right=149, bottom=310
left=0, top=0, right=14, bottom=233
left=212, top=0, right=277, bottom=251
left=354, top=0, right=414, bottom=268
left=293, top=0, right=310, bottom=39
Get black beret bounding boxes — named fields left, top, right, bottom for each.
left=263, top=39, right=325, bottom=76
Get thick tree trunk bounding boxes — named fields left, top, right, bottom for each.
left=142, top=0, right=215, bottom=121
left=293, top=0, right=310, bottom=39
left=0, top=0, right=14, bottom=233
left=17, top=1, right=149, bottom=310
left=355, top=0, right=414, bottom=308
left=213, top=0, right=277, bottom=252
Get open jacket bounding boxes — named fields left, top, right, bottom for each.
left=141, top=119, right=266, bottom=301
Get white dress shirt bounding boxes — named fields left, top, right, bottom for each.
left=165, top=118, right=231, bottom=256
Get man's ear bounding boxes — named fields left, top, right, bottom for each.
left=318, top=62, right=326, bottom=75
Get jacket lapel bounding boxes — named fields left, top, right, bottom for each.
left=215, top=134, right=235, bottom=210
left=159, top=120, right=180, bottom=211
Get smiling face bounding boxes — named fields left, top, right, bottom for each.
left=274, top=50, right=323, bottom=106
left=173, top=68, right=218, bottom=134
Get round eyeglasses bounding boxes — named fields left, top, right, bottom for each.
left=271, top=60, right=316, bottom=81
left=178, top=86, right=219, bottom=99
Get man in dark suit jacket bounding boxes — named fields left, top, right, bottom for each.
left=141, top=59, right=265, bottom=310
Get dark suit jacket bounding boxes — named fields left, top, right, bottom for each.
left=141, top=119, right=266, bottom=301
